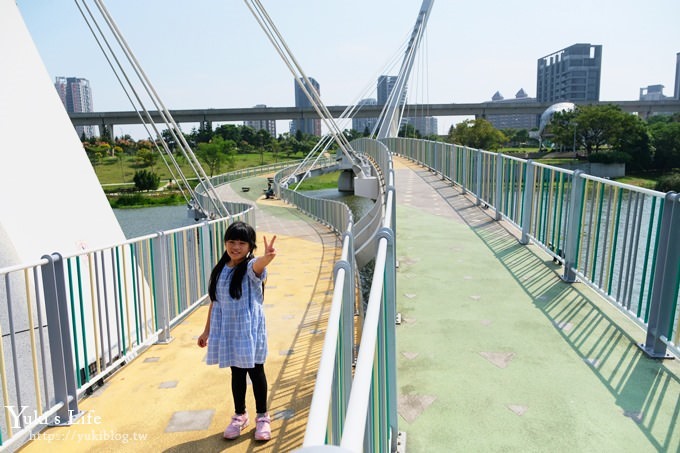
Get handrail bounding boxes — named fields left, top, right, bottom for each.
left=303, top=227, right=353, bottom=445
left=293, top=138, right=396, bottom=452
left=388, top=137, right=680, bottom=359
left=0, top=190, right=256, bottom=448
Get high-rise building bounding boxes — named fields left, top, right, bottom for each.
left=536, top=43, right=602, bottom=103
left=377, top=75, right=407, bottom=106
left=404, top=116, right=438, bottom=136
left=377, top=75, right=436, bottom=136
left=639, top=84, right=674, bottom=117
left=674, top=52, right=680, bottom=100
left=352, top=98, right=378, bottom=135
left=486, top=88, right=538, bottom=130
left=54, top=76, right=96, bottom=138
left=639, top=84, right=671, bottom=101
left=245, top=104, right=277, bottom=137
left=291, top=77, right=321, bottom=136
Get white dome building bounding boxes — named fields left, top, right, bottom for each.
left=538, top=102, right=576, bottom=139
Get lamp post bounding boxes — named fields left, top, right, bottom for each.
left=572, top=122, right=578, bottom=155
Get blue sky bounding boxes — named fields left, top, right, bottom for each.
left=15, top=0, right=680, bottom=136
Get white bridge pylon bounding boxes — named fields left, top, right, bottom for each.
left=376, top=0, right=434, bottom=140
left=245, top=0, right=434, bottom=199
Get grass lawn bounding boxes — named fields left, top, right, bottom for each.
left=499, top=146, right=541, bottom=154
left=613, top=175, right=658, bottom=190
left=294, top=171, right=342, bottom=191
left=93, top=152, right=301, bottom=186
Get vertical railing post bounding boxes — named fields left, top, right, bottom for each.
left=562, top=170, right=586, bottom=282
left=379, top=225, right=398, bottom=452
left=640, top=192, right=680, bottom=358
left=461, top=147, right=468, bottom=195
left=495, top=152, right=503, bottom=221
left=520, top=161, right=535, bottom=245
left=152, top=233, right=173, bottom=344
left=475, top=151, right=483, bottom=206
left=200, top=221, right=211, bottom=292
left=40, top=253, right=81, bottom=424
left=333, top=232, right=354, bottom=442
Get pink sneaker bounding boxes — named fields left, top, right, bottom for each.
left=254, top=413, right=271, bottom=441
left=223, top=412, right=249, bottom=439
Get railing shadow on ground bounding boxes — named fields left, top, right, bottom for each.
left=414, top=164, right=680, bottom=452
left=161, top=225, right=340, bottom=453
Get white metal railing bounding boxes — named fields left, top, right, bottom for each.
left=0, top=201, right=254, bottom=450
left=290, top=138, right=398, bottom=452
left=388, top=137, right=680, bottom=359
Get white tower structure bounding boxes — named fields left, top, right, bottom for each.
left=376, top=0, right=434, bottom=139
left=0, top=0, right=126, bottom=265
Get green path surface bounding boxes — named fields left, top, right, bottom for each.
left=393, top=157, right=680, bottom=453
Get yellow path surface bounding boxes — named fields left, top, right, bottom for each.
left=20, top=228, right=340, bottom=453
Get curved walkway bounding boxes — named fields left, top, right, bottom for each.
left=20, top=175, right=340, bottom=453
left=393, top=156, right=680, bottom=452
left=18, top=161, right=680, bottom=452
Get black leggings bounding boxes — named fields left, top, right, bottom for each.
left=231, top=364, right=268, bottom=415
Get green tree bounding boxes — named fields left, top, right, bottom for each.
left=196, top=135, right=236, bottom=176
left=544, top=110, right=578, bottom=150
left=343, top=129, right=363, bottom=142
left=611, top=113, right=651, bottom=171
left=136, top=148, right=157, bottom=167
left=133, top=169, right=160, bottom=191
left=513, top=129, right=530, bottom=147
left=399, top=123, right=420, bottom=139
left=655, top=172, right=680, bottom=192
left=214, top=124, right=242, bottom=142
left=650, top=121, right=680, bottom=172
left=447, top=118, right=506, bottom=150
left=241, top=126, right=258, bottom=146
left=193, top=121, right=213, bottom=144
left=573, top=105, right=626, bottom=155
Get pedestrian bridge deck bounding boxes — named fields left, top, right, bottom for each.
left=19, top=156, right=680, bottom=452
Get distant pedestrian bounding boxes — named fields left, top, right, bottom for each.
left=198, top=221, right=277, bottom=441
left=265, top=182, right=275, bottom=199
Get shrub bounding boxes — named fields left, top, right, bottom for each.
left=133, top=170, right=160, bottom=191
left=655, top=173, right=680, bottom=192
left=588, top=151, right=631, bottom=164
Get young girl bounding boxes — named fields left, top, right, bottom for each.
left=197, top=221, right=277, bottom=441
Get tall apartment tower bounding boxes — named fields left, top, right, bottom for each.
left=377, top=75, right=407, bottom=106
left=291, top=77, right=321, bottom=136
left=245, top=104, right=277, bottom=137
left=674, top=52, right=680, bottom=100
left=352, top=98, right=378, bottom=135
left=54, top=76, right=96, bottom=138
left=536, top=43, right=602, bottom=103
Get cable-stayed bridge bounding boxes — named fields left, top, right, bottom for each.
left=2, top=0, right=680, bottom=452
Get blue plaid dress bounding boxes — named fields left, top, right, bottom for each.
left=206, top=260, right=268, bottom=368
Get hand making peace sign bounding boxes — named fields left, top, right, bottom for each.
left=253, top=234, right=277, bottom=277
left=263, top=235, right=277, bottom=259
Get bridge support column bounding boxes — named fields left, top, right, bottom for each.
left=338, top=169, right=354, bottom=193
left=639, top=192, right=680, bottom=359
